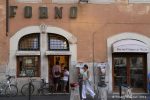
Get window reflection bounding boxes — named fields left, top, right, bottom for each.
left=130, top=57, right=144, bottom=88
left=114, top=57, right=127, bottom=87
left=17, top=56, right=40, bottom=77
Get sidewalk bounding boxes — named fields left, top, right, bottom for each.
left=86, top=93, right=150, bottom=100
left=0, top=94, right=149, bottom=100
left=0, top=94, right=70, bottom=100
left=108, top=93, right=150, bottom=100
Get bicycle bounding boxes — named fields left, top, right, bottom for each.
left=37, top=79, right=54, bottom=95
left=121, top=84, right=132, bottom=100
left=21, top=77, right=36, bottom=96
left=0, top=75, right=18, bottom=96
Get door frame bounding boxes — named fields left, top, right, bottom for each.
left=48, top=55, right=70, bottom=82
left=107, top=32, right=150, bottom=93
left=48, top=55, right=70, bottom=93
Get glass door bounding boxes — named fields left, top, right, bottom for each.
left=130, top=57, right=145, bottom=92
left=113, top=57, right=127, bottom=91
left=113, top=53, right=147, bottom=93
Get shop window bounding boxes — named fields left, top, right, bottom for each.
left=17, top=56, right=40, bottom=77
left=129, top=0, right=150, bottom=3
left=16, top=0, right=42, bottom=3
left=48, top=34, right=69, bottom=51
left=18, top=33, right=40, bottom=51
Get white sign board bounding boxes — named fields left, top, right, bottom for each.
left=97, top=62, right=107, bottom=68
left=113, top=39, right=149, bottom=53
left=129, top=0, right=150, bottom=3
left=113, top=45, right=149, bottom=53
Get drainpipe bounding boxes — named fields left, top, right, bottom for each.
left=6, top=0, right=9, bottom=36
left=93, top=32, right=96, bottom=90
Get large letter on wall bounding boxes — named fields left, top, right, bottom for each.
left=55, top=7, right=63, bottom=19
left=70, top=6, right=77, bottom=18
left=39, top=7, right=48, bottom=19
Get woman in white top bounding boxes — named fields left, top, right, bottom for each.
left=63, top=67, right=69, bottom=92
left=81, top=64, right=95, bottom=100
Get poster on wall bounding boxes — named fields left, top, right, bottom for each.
left=97, top=62, right=107, bottom=68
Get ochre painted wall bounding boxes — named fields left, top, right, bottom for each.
left=0, top=1, right=8, bottom=69
left=5, top=0, right=150, bottom=63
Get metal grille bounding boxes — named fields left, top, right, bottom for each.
left=19, top=33, right=40, bottom=51
left=48, top=34, right=69, bottom=51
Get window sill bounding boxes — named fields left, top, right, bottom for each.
left=16, top=51, right=40, bottom=56
left=45, top=51, right=71, bottom=55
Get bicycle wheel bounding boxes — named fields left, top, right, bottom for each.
left=41, top=88, right=49, bottom=95
left=39, top=84, right=53, bottom=95
left=21, top=83, right=34, bottom=96
left=5, top=84, right=18, bottom=96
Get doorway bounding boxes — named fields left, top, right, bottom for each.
left=48, top=55, right=70, bottom=93
left=112, top=53, right=147, bottom=93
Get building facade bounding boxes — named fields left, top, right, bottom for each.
left=0, top=0, right=150, bottom=94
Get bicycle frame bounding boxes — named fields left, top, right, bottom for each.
left=37, top=79, right=54, bottom=95
left=0, top=79, right=11, bottom=95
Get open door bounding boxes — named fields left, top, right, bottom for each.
left=48, top=55, right=69, bottom=93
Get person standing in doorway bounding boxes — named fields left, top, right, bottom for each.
left=63, top=67, right=69, bottom=92
left=81, top=64, right=95, bottom=100
left=52, top=61, right=61, bottom=92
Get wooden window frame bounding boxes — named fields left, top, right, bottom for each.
left=112, top=53, right=147, bottom=92
left=17, top=56, right=40, bottom=77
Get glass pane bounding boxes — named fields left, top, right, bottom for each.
left=130, top=57, right=144, bottom=88
left=114, top=57, right=127, bottom=87
left=18, top=56, right=39, bottom=77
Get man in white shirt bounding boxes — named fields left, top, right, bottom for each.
left=63, top=67, right=69, bottom=92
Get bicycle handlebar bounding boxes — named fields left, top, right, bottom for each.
left=41, top=79, right=45, bottom=83
left=6, top=75, right=15, bottom=81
